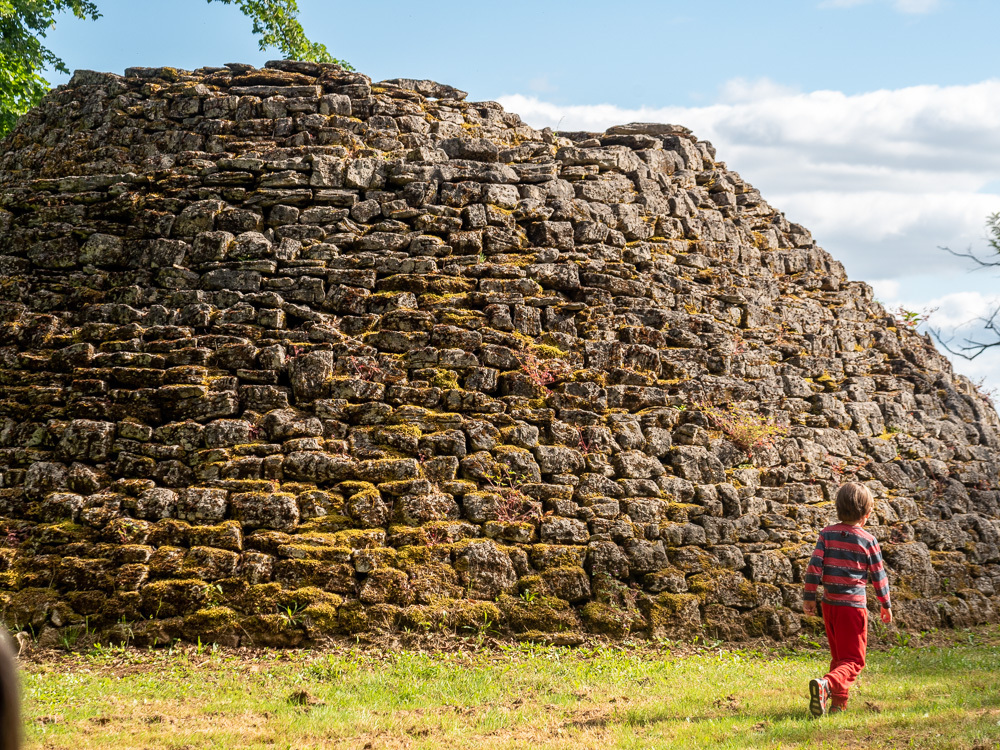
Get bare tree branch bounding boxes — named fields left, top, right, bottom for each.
left=941, top=212, right=1000, bottom=269
left=940, top=244, right=1000, bottom=268
left=930, top=304, right=1000, bottom=360
left=933, top=213, right=1000, bottom=357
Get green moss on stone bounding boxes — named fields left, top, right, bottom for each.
left=529, top=344, right=568, bottom=359
left=498, top=593, right=581, bottom=633
left=581, top=601, right=643, bottom=638
left=239, top=583, right=282, bottom=615
left=302, top=603, right=339, bottom=636
left=449, top=599, right=502, bottom=633
left=278, top=587, right=343, bottom=609
left=33, top=521, right=90, bottom=545
left=184, top=606, right=239, bottom=634
left=239, top=613, right=305, bottom=647
left=641, top=592, right=702, bottom=637
left=297, top=515, right=353, bottom=533
left=336, top=600, right=369, bottom=634
left=329, top=528, right=385, bottom=549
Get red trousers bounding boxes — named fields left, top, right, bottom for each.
left=822, top=602, right=868, bottom=706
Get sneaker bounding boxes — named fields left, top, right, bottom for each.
left=829, top=703, right=847, bottom=714
left=809, top=678, right=831, bottom=717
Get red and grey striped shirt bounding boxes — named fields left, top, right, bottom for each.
left=804, top=523, right=891, bottom=610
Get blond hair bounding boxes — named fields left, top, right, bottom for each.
left=835, top=482, right=874, bottom=524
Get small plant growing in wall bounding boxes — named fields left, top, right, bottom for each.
left=201, top=583, right=225, bottom=607
left=971, top=376, right=997, bottom=408
left=891, top=305, right=936, bottom=331
left=278, top=601, right=305, bottom=626
left=347, top=355, right=383, bottom=382
left=2, top=526, right=21, bottom=549
left=697, top=401, right=789, bottom=458
left=517, top=350, right=572, bottom=392
left=425, top=527, right=448, bottom=547
left=483, top=465, right=541, bottom=522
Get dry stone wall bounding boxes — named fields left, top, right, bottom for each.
left=0, top=60, right=998, bottom=648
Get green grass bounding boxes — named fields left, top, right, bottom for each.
left=20, top=628, right=1000, bottom=749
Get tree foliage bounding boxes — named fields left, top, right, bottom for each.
left=0, top=0, right=101, bottom=135
left=0, top=0, right=347, bottom=137
left=211, top=0, right=349, bottom=68
left=932, top=212, right=1000, bottom=359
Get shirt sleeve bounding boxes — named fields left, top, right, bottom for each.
left=868, top=538, right=891, bottom=610
left=803, top=533, right=825, bottom=602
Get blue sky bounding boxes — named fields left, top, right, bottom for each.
left=43, top=0, right=1000, bottom=105
left=40, top=0, right=1000, bottom=391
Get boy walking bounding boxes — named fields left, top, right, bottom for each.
left=803, top=482, right=892, bottom=716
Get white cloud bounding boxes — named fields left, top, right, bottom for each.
left=718, top=77, right=799, bottom=103
left=817, top=0, right=941, bottom=13
left=869, top=279, right=901, bottom=300
left=929, top=292, right=1000, bottom=330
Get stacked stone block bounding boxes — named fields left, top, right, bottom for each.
left=0, top=61, right=996, bottom=647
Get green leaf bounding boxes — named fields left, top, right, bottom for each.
left=208, top=0, right=352, bottom=68
left=0, top=0, right=101, bottom=137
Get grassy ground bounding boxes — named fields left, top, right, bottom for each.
left=19, top=626, right=1000, bottom=750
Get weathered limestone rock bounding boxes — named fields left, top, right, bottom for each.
left=0, top=62, right=998, bottom=647
left=454, top=540, right=517, bottom=600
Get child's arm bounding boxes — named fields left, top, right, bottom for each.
left=869, top=538, right=892, bottom=623
left=803, top=533, right=825, bottom=615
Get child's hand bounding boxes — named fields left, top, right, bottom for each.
left=880, top=607, right=892, bottom=624
left=803, top=601, right=816, bottom=616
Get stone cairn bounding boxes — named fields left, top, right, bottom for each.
left=0, top=60, right=997, bottom=649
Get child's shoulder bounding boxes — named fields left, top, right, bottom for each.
left=856, top=526, right=878, bottom=543
left=819, top=523, right=876, bottom=542
left=819, top=522, right=849, bottom=535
